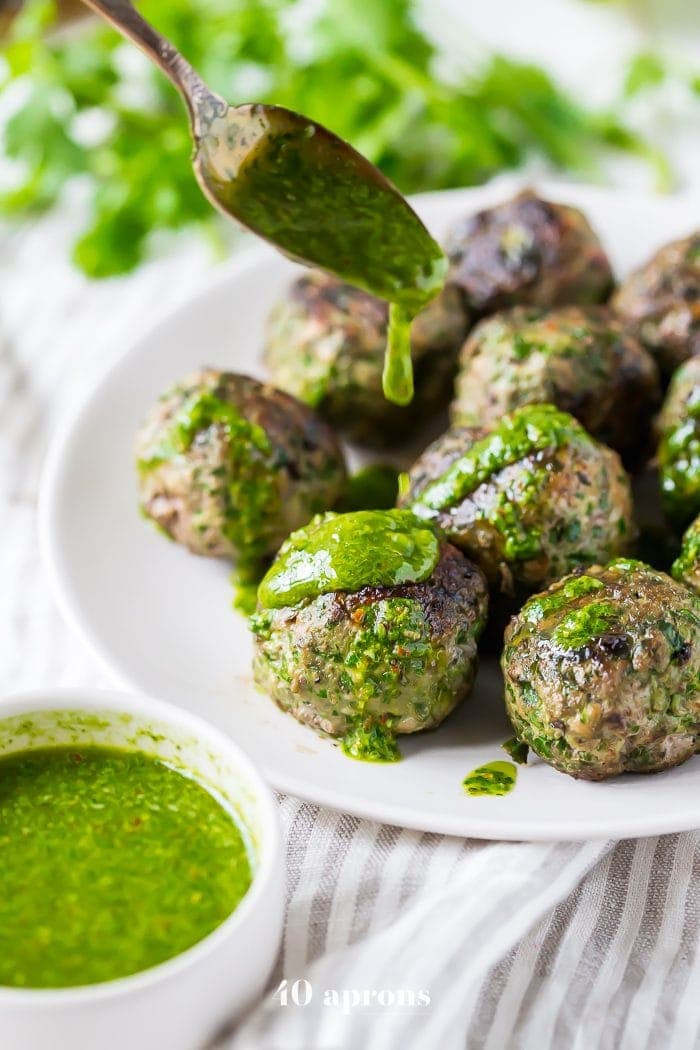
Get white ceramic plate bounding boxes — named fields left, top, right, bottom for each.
left=41, top=179, right=700, bottom=841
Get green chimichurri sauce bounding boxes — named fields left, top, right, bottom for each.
left=519, top=573, right=626, bottom=651
left=137, top=389, right=246, bottom=471
left=197, top=106, right=447, bottom=405
left=336, top=464, right=400, bottom=513
left=673, top=516, right=700, bottom=584
left=658, top=391, right=700, bottom=523
left=138, top=388, right=280, bottom=574
left=257, top=509, right=440, bottom=610
left=0, top=746, right=252, bottom=989
left=408, top=404, right=591, bottom=565
left=231, top=571, right=260, bottom=616
left=503, top=737, right=529, bottom=764
left=550, top=601, right=619, bottom=650
left=341, top=721, right=402, bottom=763
left=608, top=557, right=647, bottom=574
left=384, top=304, right=416, bottom=406
left=410, top=404, right=582, bottom=515
left=463, top=761, right=517, bottom=797
left=521, top=575, right=605, bottom=624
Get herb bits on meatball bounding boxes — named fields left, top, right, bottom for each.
left=672, top=515, right=700, bottom=595
left=657, top=356, right=700, bottom=526
left=450, top=305, right=659, bottom=466
left=612, top=231, right=700, bottom=376
left=264, top=270, right=468, bottom=447
left=502, top=559, right=700, bottom=780
left=251, top=509, right=488, bottom=761
left=402, top=404, right=635, bottom=597
left=135, top=370, right=347, bottom=569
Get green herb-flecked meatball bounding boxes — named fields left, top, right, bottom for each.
left=672, top=515, right=700, bottom=595
left=135, top=369, right=346, bottom=565
left=264, top=270, right=468, bottom=446
left=403, top=404, right=635, bottom=597
left=502, top=559, right=700, bottom=780
left=657, top=356, right=700, bottom=525
left=444, top=189, right=613, bottom=316
left=251, top=514, right=488, bottom=760
left=450, top=305, right=660, bottom=465
left=612, top=232, right=700, bottom=376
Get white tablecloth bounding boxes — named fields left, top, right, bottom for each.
left=1, top=202, right=699, bottom=1050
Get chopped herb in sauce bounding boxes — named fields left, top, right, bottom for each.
left=138, top=388, right=280, bottom=576
left=659, top=388, right=700, bottom=523
left=257, top=509, right=439, bottom=610
left=503, top=737, right=529, bottom=764
left=197, top=106, right=447, bottom=405
left=672, top=516, right=700, bottom=593
left=341, top=720, right=401, bottom=763
left=411, top=404, right=582, bottom=516
left=463, top=760, right=517, bottom=797
left=0, top=746, right=252, bottom=988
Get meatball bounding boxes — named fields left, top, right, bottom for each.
left=502, top=559, right=700, bottom=780
left=672, top=515, right=700, bottom=595
left=450, top=305, right=660, bottom=465
left=402, top=404, right=635, bottom=596
left=656, top=356, right=700, bottom=525
left=444, top=189, right=613, bottom=316
left=264, top=270, right=468, bottom=446
left=251, top=529, right=488, bottom=753
left=612, top=232, right=700, bottom=375
left=135, top=369, right=347, bottom=564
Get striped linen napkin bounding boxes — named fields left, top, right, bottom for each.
left=1, top=208, right=699, bottom=1050
left=225, top=813, right=699, bottom=1050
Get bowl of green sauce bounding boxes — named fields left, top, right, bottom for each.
left=0, top=687, right=283, bottom=1050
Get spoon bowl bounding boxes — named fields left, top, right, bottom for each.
left=194, top=102, right=446, bottom=309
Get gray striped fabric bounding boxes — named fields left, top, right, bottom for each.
left=224, top=818, right=699, bottom=1050
left=2, top=207, right=699, bottom=1050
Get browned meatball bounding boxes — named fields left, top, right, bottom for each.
left=444, top=189, right=614, bottom=315
left=450, top=305, right=660, bottom=466
left=264, top=270, right=469, bottom=446
left=503, top=559, right=700, bottom=780
left=612, top=232, right=700, bottom=375
left=135, top=370, right=347, bottom=563
left=402, top=404, right=635, bottom=597
left=252, top=540, right=488, bottom=745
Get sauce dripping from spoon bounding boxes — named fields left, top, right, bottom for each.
left=81, top=0, right=447, bottom=404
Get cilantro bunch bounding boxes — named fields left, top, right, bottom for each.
left=0, top=0, right=669, bottom=277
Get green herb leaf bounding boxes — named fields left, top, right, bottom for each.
left=624, top=51, right=666, bottom=97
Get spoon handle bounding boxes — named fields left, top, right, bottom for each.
left=80, top=0, right=225, bottom=134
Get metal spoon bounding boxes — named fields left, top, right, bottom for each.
left=80, top=0, right=447, bottom=323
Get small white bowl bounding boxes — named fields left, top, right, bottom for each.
left=0, top=688, right=284, bottom=1050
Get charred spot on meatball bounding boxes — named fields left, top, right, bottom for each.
left=502, top=559, right=700, bottom=780
left=612, top=232, right=700, bottom=376
left=135, top=369, right=347, bottom=567
left=264, top=270, right=469, bottom=447
left=444, top=189, right=614, bottom=316
left=450, top=305, right=660, bottom=466
left=402, top=404, right=635, bottom=599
